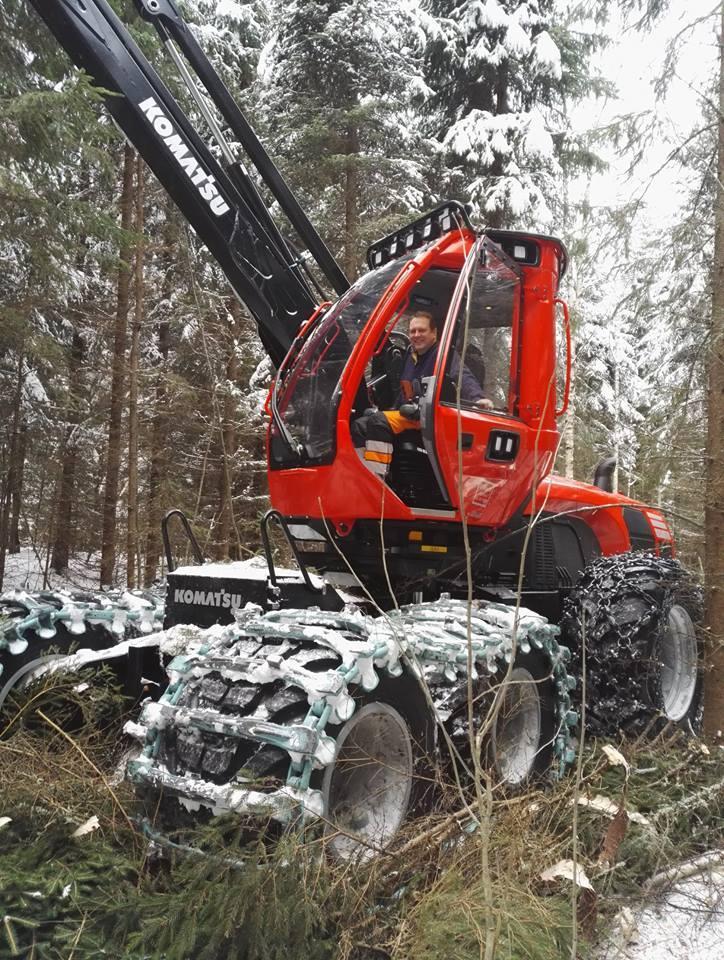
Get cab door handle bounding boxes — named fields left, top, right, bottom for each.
left=459, top=433, right=474, bottom=450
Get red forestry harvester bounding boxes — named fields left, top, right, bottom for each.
left=0, top=0, right=702, bottom=857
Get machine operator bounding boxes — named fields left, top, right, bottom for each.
left=351, top=310, right=492, bottom=479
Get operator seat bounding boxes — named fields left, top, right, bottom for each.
left=387, top=430, right=448, bottom=509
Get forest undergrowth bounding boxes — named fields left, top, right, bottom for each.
left=1, top=672, right=723, bottom=960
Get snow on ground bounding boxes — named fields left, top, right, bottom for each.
left=597, top=867, right=724, bottom=960
left=2, top=547, right=104, bottom=594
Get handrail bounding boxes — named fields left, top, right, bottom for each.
left=162, top=509, right=205, bottom=572
left=260, top=510, right=322, bottom=594
left=555, top=297, right=572, bottom=417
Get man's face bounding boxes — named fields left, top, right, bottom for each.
left=408, top=315, right=437, bottom=355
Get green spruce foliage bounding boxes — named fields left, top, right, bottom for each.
left=2, top=670, right=723, bottom=960
left=262, top=0, right=432, bottom=277
left=423, top=0, right=611, bottom=228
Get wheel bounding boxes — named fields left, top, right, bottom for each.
left=1, top=590, right=164, bottom=714
left=0, top=594, right=110, bottom=713
left=157, top=642, right=434, bottom=861
left=321, top=672, right=434, bottom=861
left=487, top=650, right=556, bottom=787
left=443, top=647, right=558, bottom=791
left=561, top=553, right=703, bottom=736
left=129, top=601, right=573, bottom=855
left=660, top=602, right=699, bottom=722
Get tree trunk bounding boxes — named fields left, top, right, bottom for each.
left=216, top=300, right=241, bottom=560
left=485, top=61, right=509, bottom=230
left=144, top=212, right=175, bottom=587
left=127, top=156, right=144, bottom=588
left=612, top=361, right=620, bottom=494
left=52, top=329, right=85, bottom=575
left=32, top=460, right=49, bottom=564
left=45, top=458, right=62, bottom=589
left=343, top=123, right=359, bottom=279
left=704, top=5, right=724, bottom=740
left=143, top=315, right=170, bottom=587
left=9, top=422, right=27, bottom=553
left=100, top=144, right=135, bottom=587
left=0, top=353, right=25, bottom=588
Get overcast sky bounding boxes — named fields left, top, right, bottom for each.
left=575, top=1, right=718, bottom=224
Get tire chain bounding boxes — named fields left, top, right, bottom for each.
left=126, top=596, right=577, bottom=825
left=0, top=587, right=165, bottom=678
left=560, top=552, right=702, bottom=736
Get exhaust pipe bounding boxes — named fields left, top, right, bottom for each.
left=593, top=456, right=617, bottom=493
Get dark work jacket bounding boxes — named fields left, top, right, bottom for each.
left=395, top=343, right=483, bottom=407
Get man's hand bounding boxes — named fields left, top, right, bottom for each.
left=399, top=401, right=420, bottom=421
left=474, top=398, right=494, bottom=411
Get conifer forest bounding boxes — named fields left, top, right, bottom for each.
left=2, top=0, right=715, bottom=596
left=1, top=0, right=724, bottom=958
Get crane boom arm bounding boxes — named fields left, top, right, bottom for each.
left=30, top=0, right=349, bottom=367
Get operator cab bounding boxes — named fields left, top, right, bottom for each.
left=268, top=202, right=568, bottom=532
left=368, top=246, right=519, bottom=507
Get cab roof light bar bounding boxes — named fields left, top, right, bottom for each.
left=366, top=201, right=475, bottom=270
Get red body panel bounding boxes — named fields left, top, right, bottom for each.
left=432, top=413, right=558, bottom=524
left=267, top=226, right=673, bottom=560
left=530, top=475, right=634, bottom=554
left=530, top=475, right=675, bottom=556
left=269, top=423, right=412, bottom=531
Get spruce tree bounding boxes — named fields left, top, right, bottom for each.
left=423, top=0, right=610, bottom=228
left=262, top=0, right=431, bottom=278
left=0, top=0, right=121, bottom=583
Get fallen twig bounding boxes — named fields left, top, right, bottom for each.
left=643, top=850, right=724, bottom=895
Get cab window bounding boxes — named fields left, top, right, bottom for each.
left=441, top=242, right=520, bottom=413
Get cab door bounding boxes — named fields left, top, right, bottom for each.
left=419, top=237, right=554, bottom=527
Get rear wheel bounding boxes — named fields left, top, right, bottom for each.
left=1, top=590, right=164, bottom=714
left=154, top=646, right=435, bottom=860
left=1, top=595, right=117, bottom=722
left=561, top=553, right=703, bottom=737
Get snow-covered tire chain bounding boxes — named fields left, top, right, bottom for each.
left=560, top=553, right=703, bottom=737
left=0, top=588, right=165, bottom=709
left=126, top=597, right=576, bottom=859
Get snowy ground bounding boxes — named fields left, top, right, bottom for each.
left=2, top=546, right=105, bottom=593
left=596, top=866, right=724, bottom=960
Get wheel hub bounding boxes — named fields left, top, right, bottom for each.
left=660, top=604, right=698, bottom=721
left=491, top=667, right=542, bottom=786
left=321, top=702, right=413, bottom=861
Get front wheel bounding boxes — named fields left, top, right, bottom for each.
left=659, top=602, right=700, bottom=722
left=320, top=672, right=435, bottom=862
left=561, top=553, right=703, bottom=737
